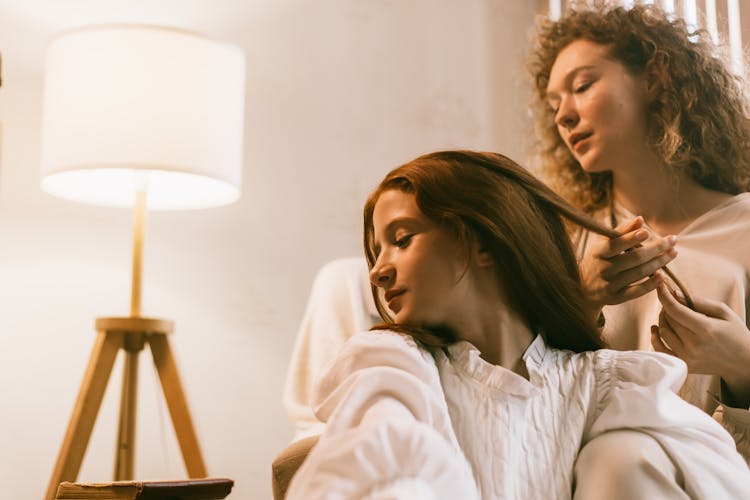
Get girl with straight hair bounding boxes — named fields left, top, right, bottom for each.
left=286, top=150, right=749, bottom=499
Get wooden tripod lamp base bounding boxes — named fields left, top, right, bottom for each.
left=45, top=317, right=207, bottom=500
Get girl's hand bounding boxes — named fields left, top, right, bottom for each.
left=580, top=217, right=677, bottom=313
left=653, top=282, right=750, bottom=407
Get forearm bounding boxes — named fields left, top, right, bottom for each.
left=720, top=334, right=750, bottom=408
left=287, top=406, right=478, bottom=500
left=721, top=371, right=750, bottom=409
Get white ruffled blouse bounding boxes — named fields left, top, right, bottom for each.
left=286, top=330, right=750, bottom=499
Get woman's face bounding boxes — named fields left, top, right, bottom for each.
left=368, top=189, right=470, bottom=328
left=546, top=39, right=651, bottom=173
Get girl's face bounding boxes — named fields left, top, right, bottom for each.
left=368, top=189, right=472, bottom=328
left=546, top=39, right=651, bottom=173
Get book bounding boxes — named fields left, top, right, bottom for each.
left=55, top=477, right=234, bottom=499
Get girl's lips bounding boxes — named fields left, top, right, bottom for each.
left=386, top=290, right=406, bottom=310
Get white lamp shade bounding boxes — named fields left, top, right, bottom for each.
left=40, top=25, right=246, bottom=210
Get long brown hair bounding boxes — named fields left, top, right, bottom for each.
left=527, top=4, right=750, bottom=213
left=363, top=150, right=619, bottom=353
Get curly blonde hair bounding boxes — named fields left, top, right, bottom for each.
left=528, top=4, right=750, bottom=213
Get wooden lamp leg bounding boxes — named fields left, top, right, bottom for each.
left=113, top=333, right=146, bottom=480
left=149, top=333, right=207, bottom=477
left=45, top=329, right=124, bottom=500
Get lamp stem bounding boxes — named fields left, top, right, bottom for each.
left=130, top=189, right=147, bottom=317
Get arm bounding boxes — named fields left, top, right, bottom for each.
left=653, top=283, right=750, bottom=405
left=652, top=282, right=750, bottom=461
left=587, top=350, right=750, bottom=498
left=286, top=331, right=478, bottom=500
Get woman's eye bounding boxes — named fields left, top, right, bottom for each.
left=394, top=234, right=413, bottom=248
left=574, top=81, right=592, bottom=93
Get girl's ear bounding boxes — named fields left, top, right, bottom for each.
left=468, top=233, right=493, bottom=268
left=475, top=246, right=494, bottom=268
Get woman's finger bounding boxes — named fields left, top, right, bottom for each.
left=657, top=284, right=711, bottom=332
left=598, top=225, right=648, bottom=259
left=613, top=272, right=664, bottom=303
left=683, top=294, right=734, bottom=321
left=592, top=217, right=643, bottom=258
left=657, top=314, right=685, bottom=353
left=602, top=236, right=676, bottom=277
left=660, top=301, right=696, bottom=341
left=612, top=216, right=643, bottom=235
left=651, top=325, right=676, bottom=356
left=608, top=248, right=677, bottom=291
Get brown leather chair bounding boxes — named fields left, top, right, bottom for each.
left=271, top=435, right=319, bottom=500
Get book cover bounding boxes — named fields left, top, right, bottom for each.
left=55, top=477, right=234, bottom=499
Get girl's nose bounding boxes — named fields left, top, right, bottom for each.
left=369, top=261, right=395, bottom=288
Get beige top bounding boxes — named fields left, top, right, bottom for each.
left=578, top=192, right=750, bottom=459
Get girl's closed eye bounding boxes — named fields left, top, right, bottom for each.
left=394, top=234, right=414, bottom=248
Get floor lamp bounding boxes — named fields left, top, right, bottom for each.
left=40, top=25, right=245, bottom=500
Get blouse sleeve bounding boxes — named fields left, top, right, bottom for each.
left=587, top=350, right=750, bottom=499
left=285, top=331, right=479, bottom=500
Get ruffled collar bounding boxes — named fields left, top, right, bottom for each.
left=445, top=335, right=547, bottom=397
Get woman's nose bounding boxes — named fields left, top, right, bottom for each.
left=555, top=97, right=579, bottom=129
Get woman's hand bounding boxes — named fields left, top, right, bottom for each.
left=653, top=282, right=750, bottom=408
left=580, top=216, right=677, bottom=313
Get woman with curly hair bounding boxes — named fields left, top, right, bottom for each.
left=528, top=0, right=750, bottom=479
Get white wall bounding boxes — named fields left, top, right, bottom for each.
left=0, top=1, right=540, bottom=498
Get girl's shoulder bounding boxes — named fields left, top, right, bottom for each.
left=342, top=329, right=428, bottom=358
left=590, top=348, right=687, bottom=393
left=312, top=329, right=446, bottom=424
left=542, top=345, right=687, bottom=392
left=328, top=329, right=439, bottom=381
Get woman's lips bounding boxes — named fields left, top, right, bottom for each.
left=570, top=132, right=593, bottom=153
left=573, top=138, right=590, bottom=153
